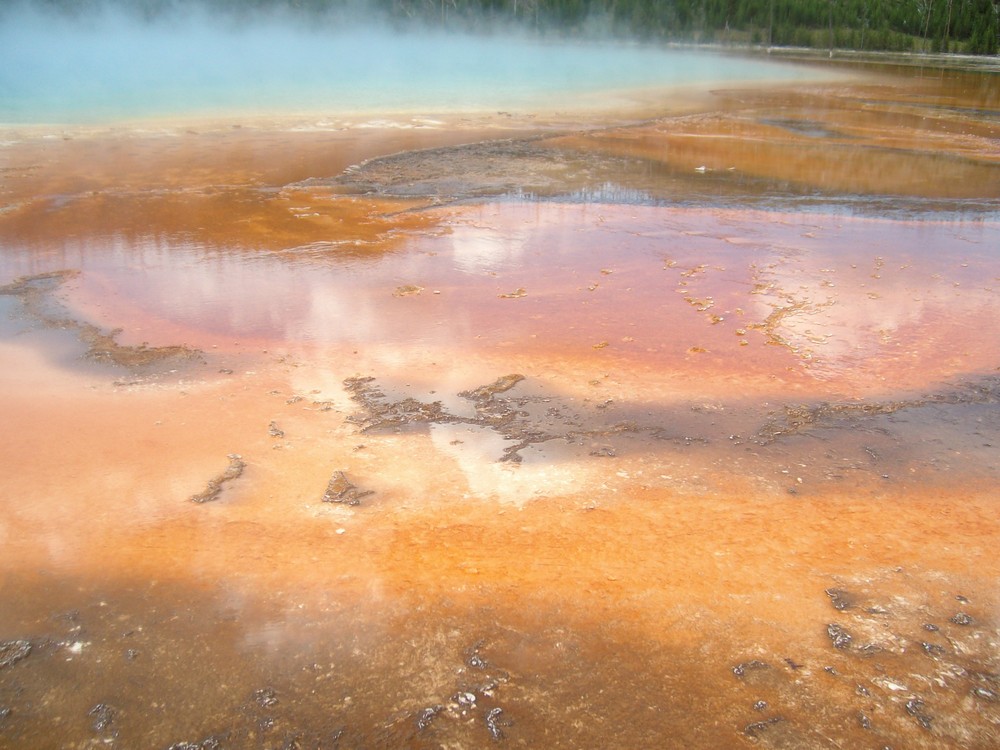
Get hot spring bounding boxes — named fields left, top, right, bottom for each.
left=1, top=6, right=999, bottom=749
left=1, top=8, right=834, bottom=125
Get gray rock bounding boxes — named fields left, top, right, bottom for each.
left=0, top=640, right=31, bottom=669
left=826, top=623, right=852, bottom=649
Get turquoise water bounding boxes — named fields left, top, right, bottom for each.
left=1, top=10, right=823, bottom=124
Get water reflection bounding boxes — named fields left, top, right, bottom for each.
left=450, top=223, right=530, bottom=275
left=549, top=182, right=660, bottom=205
left=3, top=200, right=997, bottom=391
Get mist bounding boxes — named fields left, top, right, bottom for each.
left=0, top=0, right=810, bottom=124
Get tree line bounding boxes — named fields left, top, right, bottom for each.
left=23, top=0, right=1000, bottom=54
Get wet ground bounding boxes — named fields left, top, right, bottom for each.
left=1, top=56, right=999, bottom=748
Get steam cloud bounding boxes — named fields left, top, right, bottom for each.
left=0, top=0, right=808, bottom=124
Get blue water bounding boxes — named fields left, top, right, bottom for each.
left=0, top=10, right=821, bottom=125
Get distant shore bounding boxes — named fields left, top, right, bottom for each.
left=751, top=45, right=1000, bottom=71
left=655, top=40, right=1000, bottom=72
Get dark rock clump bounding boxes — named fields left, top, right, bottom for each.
left=0, top=640, right=32, bottom=669
left=744, top=716, right=784, bottom=737
left=972, top=686, right=998, bottom=702
left=322, top=471, right=374, bottom=506
left=905, top=697, right=933, bottom=730
left=826, top=623, right=853, bottom=649
left=88, top=703, right=116, bottom=733
left=485, top=707, right=511, bottom=741
left=416, top=705, right=443, bottom=731
left=732, top=660, right=770, bottom=677
left=167, top=738, right=223, bottom=750
left=190, top=454, right=246, bottom=503
left=252, top=687, right=279, bottom=708
left=824, top=588, right=856, bottom=611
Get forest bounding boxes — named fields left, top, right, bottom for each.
left=19, top=0, right=1000, bottom=54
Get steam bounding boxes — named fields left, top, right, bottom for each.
left=0, top=1, right=814, bottom=124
